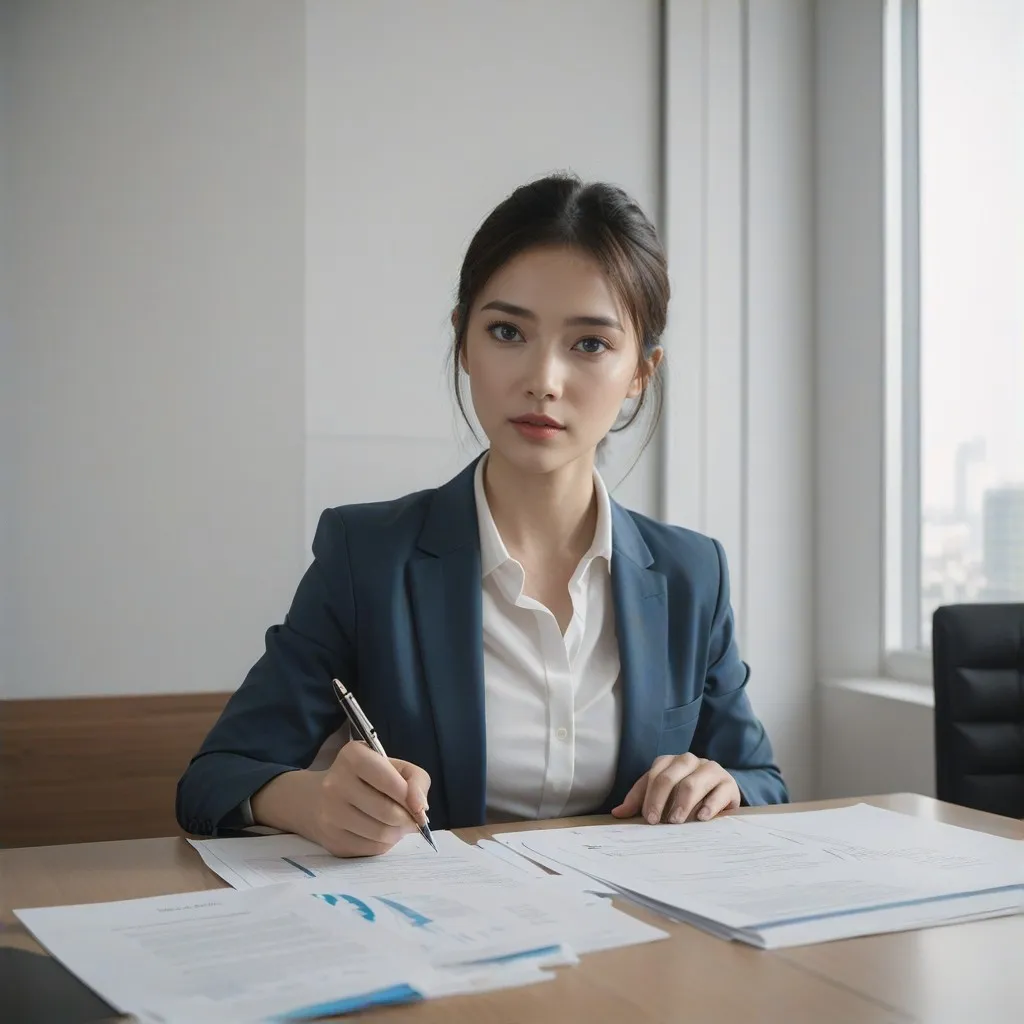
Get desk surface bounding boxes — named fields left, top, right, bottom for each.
left=3, top=794, right=1022, bottom=1024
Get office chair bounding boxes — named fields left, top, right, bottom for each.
left=932, top=603, right=1024, bottom=818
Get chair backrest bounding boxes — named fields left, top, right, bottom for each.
left=932, top=604, right=1024, bottom=817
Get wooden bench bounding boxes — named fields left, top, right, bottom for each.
left=0, top=693, right=230, bottom=847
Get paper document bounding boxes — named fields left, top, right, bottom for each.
left=190, top=829, right=526, bottom=892
left=476, top=838, right=618, bottom=898
left=190, top=829, right=665, bottom=963
left=18, top=834, right=666, bottom=1022
left=494, top=804, right=1024, bottom=948
left=475, top=838, right=550, bottom=877
left=14, top=884, right=476, bottom=1024
left=278, top=875, right=665, bottom=963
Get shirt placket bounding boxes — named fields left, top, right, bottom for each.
left=536, top=610, right=575, bottom=819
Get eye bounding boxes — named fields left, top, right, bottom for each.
left=574, top=337, right=609, bottom=355
left=487, top=321, right=524, bottom=343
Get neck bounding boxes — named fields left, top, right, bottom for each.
left=482, top=449, right=599, bottom=566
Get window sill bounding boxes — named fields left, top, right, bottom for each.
left=820, top=676, right=934, bottom=708
left=883, top=648, right=933, bottom=686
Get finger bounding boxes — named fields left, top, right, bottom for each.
left=642, top=754, right=701, bottom=824
left=610, top=773, right=650, bottom=818
left=323, top=835, right=392, bottom=858
left=394, top=760, right=432, bottom=823
left=336, top=802, right=411, bottom=846
left=346, top=742, right=410, bottom=805
left=322, top=825, right=398, bottom=859
left=665, top=764, right=722, bottom=823
left=613, top=753, right=678, bottom=818
left=347, top=775, right=416, bottom=829
left=694, top=779, right=742, bottom=822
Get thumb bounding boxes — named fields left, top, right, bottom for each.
left=392, top=759, right=431, bottom=821
left=611, top=773, right=649, bottom=818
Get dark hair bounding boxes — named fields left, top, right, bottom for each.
left=450, top=172, right=669, bottom=454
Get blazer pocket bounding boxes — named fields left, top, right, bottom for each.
left=662, top=696, right=703, bottom=731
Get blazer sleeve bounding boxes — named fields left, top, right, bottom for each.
left=175, top=508, right=356, bottom=835
left=689, top=539, right=789, bottom=806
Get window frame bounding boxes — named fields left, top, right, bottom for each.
left=884, top=0, right=926, bottom=669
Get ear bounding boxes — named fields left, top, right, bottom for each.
left=452, top=307, right=471, bottom=374
left=626, top=345, right=663, bottom=399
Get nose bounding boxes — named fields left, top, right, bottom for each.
left=524, top=345, right=563, bottom=401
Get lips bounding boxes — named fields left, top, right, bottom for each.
left=511, top=415, right=564, bottom=429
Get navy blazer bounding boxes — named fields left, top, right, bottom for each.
left=177, top=460, right=787, bottom=835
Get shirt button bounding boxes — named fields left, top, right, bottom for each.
left=556, top=727, right=568, bottom=741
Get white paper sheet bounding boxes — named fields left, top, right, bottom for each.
left=475, top=838, right=551, bottom=877
left=17, top=834, right=665, bottom=1022
left=189, top=829, right=526, bottom=893
left=735, top=802, right=1024, bottom=865
left=191, top=830, right=665, bottom=963
left=494, top=804, right=1024, bottom=948
left=279, top=875, right=666, bottom=962
left=15, top=884, right=464, bottom=1023
left=476, top=838, right=618, bottom=898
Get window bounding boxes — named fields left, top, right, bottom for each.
left=889, top=0, right=1024, bottom=655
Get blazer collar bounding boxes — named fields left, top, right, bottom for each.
left=415, top=456, right=482, bottom=557
left=420, top=452, right=630, bottom=562
left=609, top=500, right=655, bottom=571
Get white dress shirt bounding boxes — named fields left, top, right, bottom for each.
left=474, top=457, right=622, bottom=822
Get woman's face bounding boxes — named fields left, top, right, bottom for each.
left=460, top=245, right=658, bottom=476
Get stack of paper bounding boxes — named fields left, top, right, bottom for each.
left=493, top=803, right=1024, bottom=948
left=15, top=830, right=666, bottom=1023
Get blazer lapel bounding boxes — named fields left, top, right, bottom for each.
left=600, top=504, right=670, bottom=812
left=408, top=460, right=487, bottom=828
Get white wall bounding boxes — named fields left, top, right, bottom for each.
left=664, top=0, right=816, bottom=800
left=0, top=0, right=13, bottom=699
left=814, top=0, right=937, bottom=799
left=819, top=680, right=935, bottom=799
left=304, top=0, right=663, bottom=547
left=5, top=0, right=820, bottom=814
left=5, top=0, right=306, bottom=697
left=815, top=0, right=888, bottom=681
left=745, top=0, right=816, bottom=801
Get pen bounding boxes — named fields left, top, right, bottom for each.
left=331, top=678, right=437, bottom=853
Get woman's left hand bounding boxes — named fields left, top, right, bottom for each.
left=610, top=754, right=741, bottom=824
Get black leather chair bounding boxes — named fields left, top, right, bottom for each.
left=932, top=603, right=1024, bottom=817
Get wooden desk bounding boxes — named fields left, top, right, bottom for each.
left=2, top=794, right=1021, bottom=1024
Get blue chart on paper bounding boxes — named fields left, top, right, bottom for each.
left=311, top=893, right=433, bottom=927
left=272, top=983, right=424, bottom=1022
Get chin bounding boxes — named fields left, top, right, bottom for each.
left=489, top=437, right=590, bottom=476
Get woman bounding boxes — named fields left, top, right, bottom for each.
left=177, top=174, right=788, bottom=856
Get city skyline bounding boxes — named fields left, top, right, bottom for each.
left=917, top=0, right=1023, bottom=644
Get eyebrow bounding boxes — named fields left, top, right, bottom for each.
left=479, top=299, right=624, bottom=332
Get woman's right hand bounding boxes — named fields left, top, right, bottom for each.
left=310, top=741, right=432, bottom=858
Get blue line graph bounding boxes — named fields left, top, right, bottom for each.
left=311, top=893, right=375, bottom=921
left=310, top=893, right=434, bottom=928
left=280, top=856, right=316, bottom=879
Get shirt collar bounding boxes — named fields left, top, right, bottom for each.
left=473, top=455, right=613, bottom=578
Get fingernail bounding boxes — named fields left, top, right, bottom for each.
left=647, top=811, right=658, bottom=825
left=698, top=806, right=711, bottom=821
left=670, top=809, right=685, bottom=824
